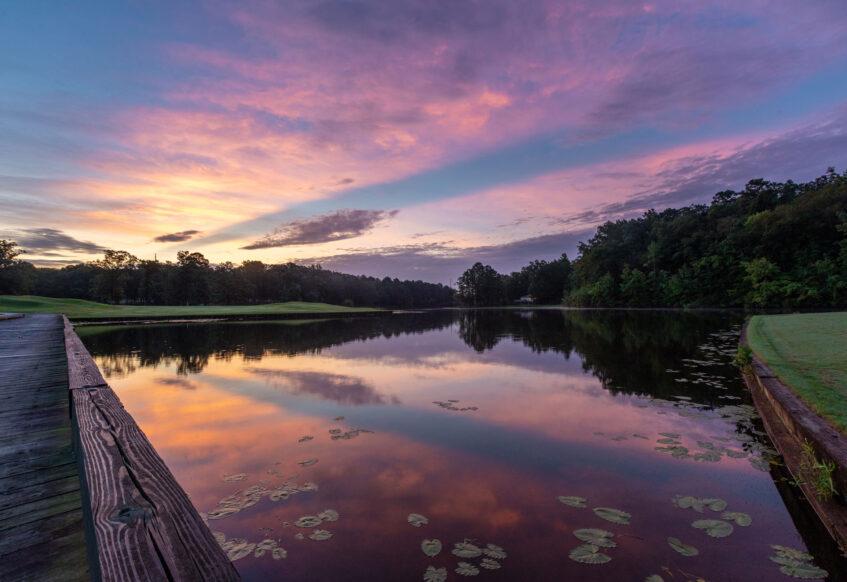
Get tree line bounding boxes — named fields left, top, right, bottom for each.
left=4, top=169, right=846, bottom=310
left=456, top=168, right=847, bottom=308
left=0, top=246, right=454, bottom=309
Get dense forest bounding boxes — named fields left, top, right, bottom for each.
left=457, top=168, right=847, bottom=308
left=0, top=246, right=454, bottom=309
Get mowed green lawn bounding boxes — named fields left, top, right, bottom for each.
left=0, top=295, right=379, bottom=320
left=747, top=312, right=847, bottom=433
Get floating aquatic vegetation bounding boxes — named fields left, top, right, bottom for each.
left=222, top=473, right=247, bottom=482
left=656, top=437, right=680, bottom=445
left=749, top=456, right=771, bottom=471
left=480, top=558, right=501, bottom=570
left=318, top=509, right=339, bottom=522
left=298, top=435, right=313, bottom=443
left=455, top=562, right=480, bottom=576
left=724, top=449, right=748, bottom=459
left=329, top=428, right=342, bottom=435
left=692, top=519, right=733, bottom=538
left=632, top=433, right=649, bottom=439
left=482, top=544, right=507, bottom=559
left=452, top=541, right=483, bottom=558
left=721, top=511, right=752, bottom=526
left=655, top=445, right=690, bottom=459
left=408, top=513, right=429, bottom=527
left=667, top=537, right=698, bottom=557
left=333, top=416, right=345, bottom=421
left=220, top=538, right=256, bottom=561
left=298, top=458, right=318, bottom=467
left=309, top=529, right=333, bottom=541
left=295, top=515, right=323, bottom=528
left=423, top=566, right=448, bottom=582
left=693, top=451, right=722, bottom=462
left=645, top=576, right=664, bottom=582
left=331, top=428, right=374, bottom=441
left=272, top=547, right=287, bottom=560
left=659, top=432, right=681, bottom=439
left=569, top=544, right=611, bottom=564
left=573, top=528, right=616, bottom=548
left=265, top=481, right=318, bottom=503
left=421, top=539, right=442, bottom=557
left=672, top=495, right=725, bottom=513
left=770, top=545, right=828, bottom=579
left=254, top=538, right=279, bottom=558
left=433, top=400, right=478, bottom=412
left=593, top=507, right=631, bottom=525
left=557, top=495, right=587, bottom=508
left=207, top=485, right=269, bottom=520
left=294, top=533, right=304, bottom=540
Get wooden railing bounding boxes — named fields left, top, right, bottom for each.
left=64, top=316, right=239, bottom=581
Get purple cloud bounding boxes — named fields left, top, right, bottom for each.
left=242, top=209, right=398, bottom=250
left=153, top=230, right=201, bottom=243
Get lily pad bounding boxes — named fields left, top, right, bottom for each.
left=667, top=536, right=698, bottom=557
left=692, top=519, right=733, bottom=538
left=482, top=543, right=507, bottom=559
left=318, top=509, right=339, bottom=522
left=593, top=507, right=631, bottom=525
left=294, top=515, right=322, bottom=528
left=769, top=545, right=827, bottom=579
left=771, top=546, right=814, bottom=562
left=452, top=541, right=483, bottom=558
left=778, top=561, right=828, bottom=579
left=573, top=528, right=616, bottom=548
left=407, top=513, right=429, bottom=527
left=569, top=544, right=611, bottom=564
left=309, top=529, right=332, bottom=541
left=298, top=458, right=318, bottom=467
left=721, top=511, right=751, bottom=526
left=272, top=547, right=287, bottom=560
left=423, top=566, right=447, bottom=582
left=421, top=539, right=442, bottom=557
left=222, top=473, right=247, bottom=482
left=701, top=498, right=727, bottom=512
left=480, top=558, right=501, bottom=570
left=557, top=495, right=587, bottom=508
left=298, top=435, right=313, bottom=443
left=222, top=538, right=255, bottom=561
left=455, top=562, right=480, bottom=576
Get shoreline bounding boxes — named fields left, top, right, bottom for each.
left=741, top=323, right=847, bottom=552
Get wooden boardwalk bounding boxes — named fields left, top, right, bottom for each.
left=0, top=313, right=91, bottom=581
left=0, top=313, right=239, bottom=581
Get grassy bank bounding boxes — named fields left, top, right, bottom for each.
left=0, top=295, right=379, bottom=320
left=747, top=312, right=847, bottom=433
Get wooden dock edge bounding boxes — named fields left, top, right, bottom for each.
left=740, top=323, right=847, bottom=553
left=63, top=316, right=240, bottom=581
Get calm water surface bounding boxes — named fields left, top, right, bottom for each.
left=79, top=310, right=846, bottom=581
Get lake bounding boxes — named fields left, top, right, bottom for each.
left=77, top=309, right=846, bottom=581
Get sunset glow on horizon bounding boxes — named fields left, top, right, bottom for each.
left=3, top=1, right=847, bottom=283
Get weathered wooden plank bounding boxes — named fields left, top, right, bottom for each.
left=0, top=474, right=81, bottom=510
left=64, top=316, right=240, bottom=581
left=0, top=507, right=86, bottom=556
left=0, top=461, right=78, bottom=494
left=0, top=528, right=89, bottom=582
left=0, top=489, right=82, bottom=530
left=64, top=321, right=107, bottom=390
left=0, top=313, right=90, bottom=581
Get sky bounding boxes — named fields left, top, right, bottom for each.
left=2, top=0, right=847, bottom=284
